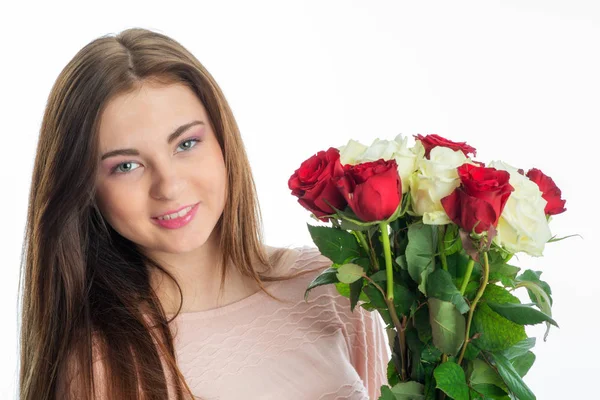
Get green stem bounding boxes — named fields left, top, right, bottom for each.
left=378, top=222, right=407, bottom=379
left=355, top=230, right=369, bottom=254
left=355, top=231, right=378, bottom=272
left=438, top=353, right=449, bottom=399
left=366, top=229, right=381, bottom=271
left=459, top=258, right=475, bottom=295
left=397, top=316, right=408, bottom=381
left=438, top=225, right=448, bottom=271
left=457, top=252, right=490, bottom=365
left=362, top=274, right=407, bottom=380
left=379, top=222, right=394, bottom=301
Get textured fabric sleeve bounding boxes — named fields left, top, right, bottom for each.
left=338, top=297, right=391, bottom=399
left=304, top=246, right=391, bottom=399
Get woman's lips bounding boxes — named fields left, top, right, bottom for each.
left=153, top=202, right=197, bottom=219
left=151, top=202, right=200, bottom=229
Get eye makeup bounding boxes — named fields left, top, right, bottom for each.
left=103, top=134, right=204, bottom=175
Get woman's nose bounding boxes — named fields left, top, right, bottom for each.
left=149, top=162, right=184, bottom=201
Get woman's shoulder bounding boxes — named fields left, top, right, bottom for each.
left=263, top=244, right=333, bottom=277
left=291, top=245, right=334, bottom=271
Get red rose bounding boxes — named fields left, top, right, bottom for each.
left=334, top=159, right=402, bottom=222
left=414, top=134, right=477, bottom=159
left=288, top=147, right=347, bottom=222
left=526, top=168, right=567, bottom=215
left=441, top=163, right=513, bottom=234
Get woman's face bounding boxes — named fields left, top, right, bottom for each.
left=94, top=81, right=227, bottom=256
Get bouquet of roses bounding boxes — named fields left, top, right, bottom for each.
left=288, top=133, right=571, bottom=400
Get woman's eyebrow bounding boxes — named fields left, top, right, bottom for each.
left=100, top=120, right=205, bottom=161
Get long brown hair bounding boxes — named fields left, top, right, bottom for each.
left=18, top=27, right=316, bottom=400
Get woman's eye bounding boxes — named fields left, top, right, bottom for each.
left=112, top=161, right=140, bottom=174
left=111, top=138, right=200, bottom=175
left=176, top=138, right=200, bottom=153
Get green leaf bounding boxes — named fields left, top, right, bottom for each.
left=387, top=357, right=401, bottom=387
left=406, top=222, right=437, bottom=294
left=414, top=305, right=433, bottom=343
left=349, top=277, right=365, bottom=312
left=515, top=270, right=555, bottom=341
left=464, top=281, right=480, bottom=300
left=363, top=284, right=388, bottom=309
left=486, top=302, right=558, bottom=327
left=405, top=328, right=424, bottom=381
left=500, top=338, right=536, bottom=360
left=389, top=381, right=426, bottom=399
left=392, top=284, right=417, bottom=317
left=488, top=262, right=520, bottom=287
left=488, top=246, right=513, bottom=264
left=304, top=267, right=339, bottom=301
left=424, top=366, right=437, bottom=400
left=404, top=323, right=425, bottom=354
left=426, top=269, right=470, bottom=314
left=443, top=223, right=462, bottom=256
left=516, top=281, right=555, bottom=341
left=433, top=361, right=469, bottom=400
left=362, top=284, right=392, bottom=325
left=446, top=251, right=471, bottom=280
left=488, top=352, right=536, bottom=400
left=396, top=255, right=408, bottom=270
left=336, top=263, right=365, bottom=284
left=470, top=285, right=527, bottom=352
left=468, top=359, right=507, bottom=391
left=515, top=270, right=552, bottom=306
left=421, top=344, right=443, bottom=365
left=360, top=302, right=376, bottom=311
left=471, top=383, right=509, bottom=399
left=335, top=281, right=370, bottom=302
left=511, top=351, right=536, bottom=377
left=428, top=298, right=466, bottom=356
left=462, top=342, right=481, bottom=361
left=390, top=214, right=408, bottom=233
left=499, top=276, right=516, bottom=289
left=307, top=224, right=361, bottom=264
left=379, top=385, right=397, bottom=400
left=362, top=280, right=415, bottom=317
left=371, top=270, right=389, bottom=282
left=469, top=388, right=484, bottom=399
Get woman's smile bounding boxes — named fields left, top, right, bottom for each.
left=151, top=202, right=200, bottom=229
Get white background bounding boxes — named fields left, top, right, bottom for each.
left=1, top=0, right=598, bottom=398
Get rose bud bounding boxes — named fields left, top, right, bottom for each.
left=441, top=163, right=513, bottom=234
left=288, top=147, right=348, bottom=222
left=334, top=159, right=402, bottom=222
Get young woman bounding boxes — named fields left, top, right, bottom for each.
left=18, top=27, right=389, bottom=400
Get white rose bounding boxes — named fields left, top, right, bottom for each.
left=409, top=142, right=476, bottom=225
left=488, top=160, right=552, bottom=257
left=337, top=139, right=368, bottom=165
left=337, top=134, right=418, bottom=194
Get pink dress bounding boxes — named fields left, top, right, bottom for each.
left=168, top=246, right=390, bottom=399
left=57, top=245, right=391, bottom=399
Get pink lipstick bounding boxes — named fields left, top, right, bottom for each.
left=151, top=202, right=200, bottom=229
